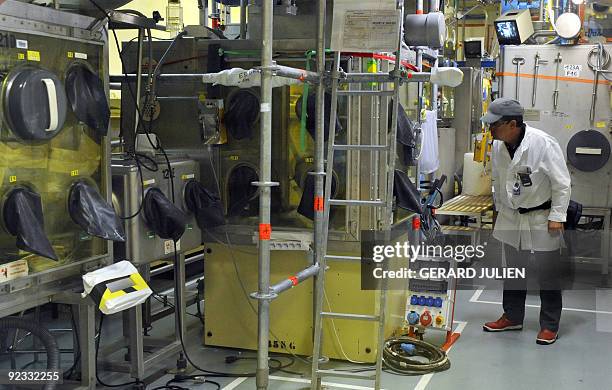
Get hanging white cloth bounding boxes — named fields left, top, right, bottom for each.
left=418, top=110, right=439, bottom=174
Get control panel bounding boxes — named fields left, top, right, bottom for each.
left=406, top=292, right=449, bottom=329
left=405, top=259, right=454, bottom=331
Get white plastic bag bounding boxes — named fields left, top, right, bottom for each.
left=82, top=261, right=152, bottom=315
left=418, top=110, right=440, bottom=174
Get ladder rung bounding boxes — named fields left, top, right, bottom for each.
left=321, top=312, right=380, bottom=321
left=337, top=90, right=395, bottom=97
left=325, top=255, right=361, bottom=261
left=316, top=369, right=376, bottom=380
left=333, top=144, right=389, bottom=151
left=328, top=199, right=385, bottom=207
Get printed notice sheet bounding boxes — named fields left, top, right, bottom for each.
left=331, top=0, right=400, bottom=53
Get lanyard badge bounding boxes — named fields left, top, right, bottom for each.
left=513, top=181, right=521, bottom=196
left=517, top=166, right=533, bottom=187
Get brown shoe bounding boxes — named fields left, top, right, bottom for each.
left=483, top=314, right=523, bottom=332
left=536, top=329, right=558, bottom=345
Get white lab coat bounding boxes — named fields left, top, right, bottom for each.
left=491, top=126, right=571, bottom=251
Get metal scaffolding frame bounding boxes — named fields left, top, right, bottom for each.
left=245, top=1, right=445, bottom=388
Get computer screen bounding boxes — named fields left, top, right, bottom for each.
left=464, top=40, right=483, bottom=58
left=495, top=20, right=520, bottom=45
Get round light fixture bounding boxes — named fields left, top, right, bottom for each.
left=555, top=12, right=582, bottom=38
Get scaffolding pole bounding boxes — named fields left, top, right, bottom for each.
left=253, top=0, right=275, bottom=388
left=312, top=0, right=327, bottom=387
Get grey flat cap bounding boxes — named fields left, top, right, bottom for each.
left=481, top=97, right=524, bottom=124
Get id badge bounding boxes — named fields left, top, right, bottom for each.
left=517, top=166, right=532, bottom=187
left=513, top=182, right=521, bottom=196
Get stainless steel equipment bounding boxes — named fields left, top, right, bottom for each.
left=531, top=52, right=548, bottom=107
left=112, top=156, right=202, bottom=264
left=500, top=44, right=612, bottom=278
left=109, top=155, right=201, bottom=382
left=553, top=52, right=562, bottom=111
left=0, top=3, right=114, bottom=389
left=117, top=38, right=407, bottom=239
left=452, top=67, right=483, bottom=170
left=500, top=44, right=612, bottom=208
left=512, top=56, right=525, bottom=99
left=0, top=0, right=112, bottom=315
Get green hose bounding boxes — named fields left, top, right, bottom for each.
left=299, top=50, right=316, bottom=152
left=382, top=337, right=451, bottom=376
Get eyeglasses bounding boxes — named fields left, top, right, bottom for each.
left=489, top=120, right=507, bottom=130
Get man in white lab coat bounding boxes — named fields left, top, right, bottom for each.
left=480, top=98, right=571, bottom=345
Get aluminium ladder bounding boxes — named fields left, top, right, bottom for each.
left=310, top=8, right=405, bottom=390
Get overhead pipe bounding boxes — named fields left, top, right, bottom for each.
left=114, top=64, right=320, bottom=85
left=341, top=70, right=463, bottom=85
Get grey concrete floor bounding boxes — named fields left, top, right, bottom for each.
left=144, top=282, right=612, bottom=390
left=2, top=281, right=612, bottom=390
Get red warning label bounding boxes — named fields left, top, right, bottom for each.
left=259, top=224, right=272, bottom=240
left=314, top=196, right=324, bottom=211
left=289, top=276, right=299, bottom=286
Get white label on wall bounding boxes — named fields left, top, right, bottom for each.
left=74, top=52, right=88, bottom=59
left=164, top=239, right=181, bottom=254
left=564, top=64, right=582, bottom=78
left=523, top=109, right=541, bottom=121
left=15, top=39, right=28, bottom=49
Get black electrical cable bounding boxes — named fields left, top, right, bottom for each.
left=234, top=355, right=303, bottom=376
left=162, top=376, right=221, bottom=390
left=170, top=241, right=256, bottom=378
left=382, top=337, right=450, bottom=376
left=89, top=0, right=181, bottom=227
left=134, top=152, right=159, bottom=172
left=169, top=242, right=296, bottom=379
left=195, top=279, right=205, bottom=326
left=63, top=305, right=81, bottom=380
left=87, top=0, right=160, bottom=221
left=86, top=0, right=150, bottom=145
left=95, top=315, right=146, bottom=388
